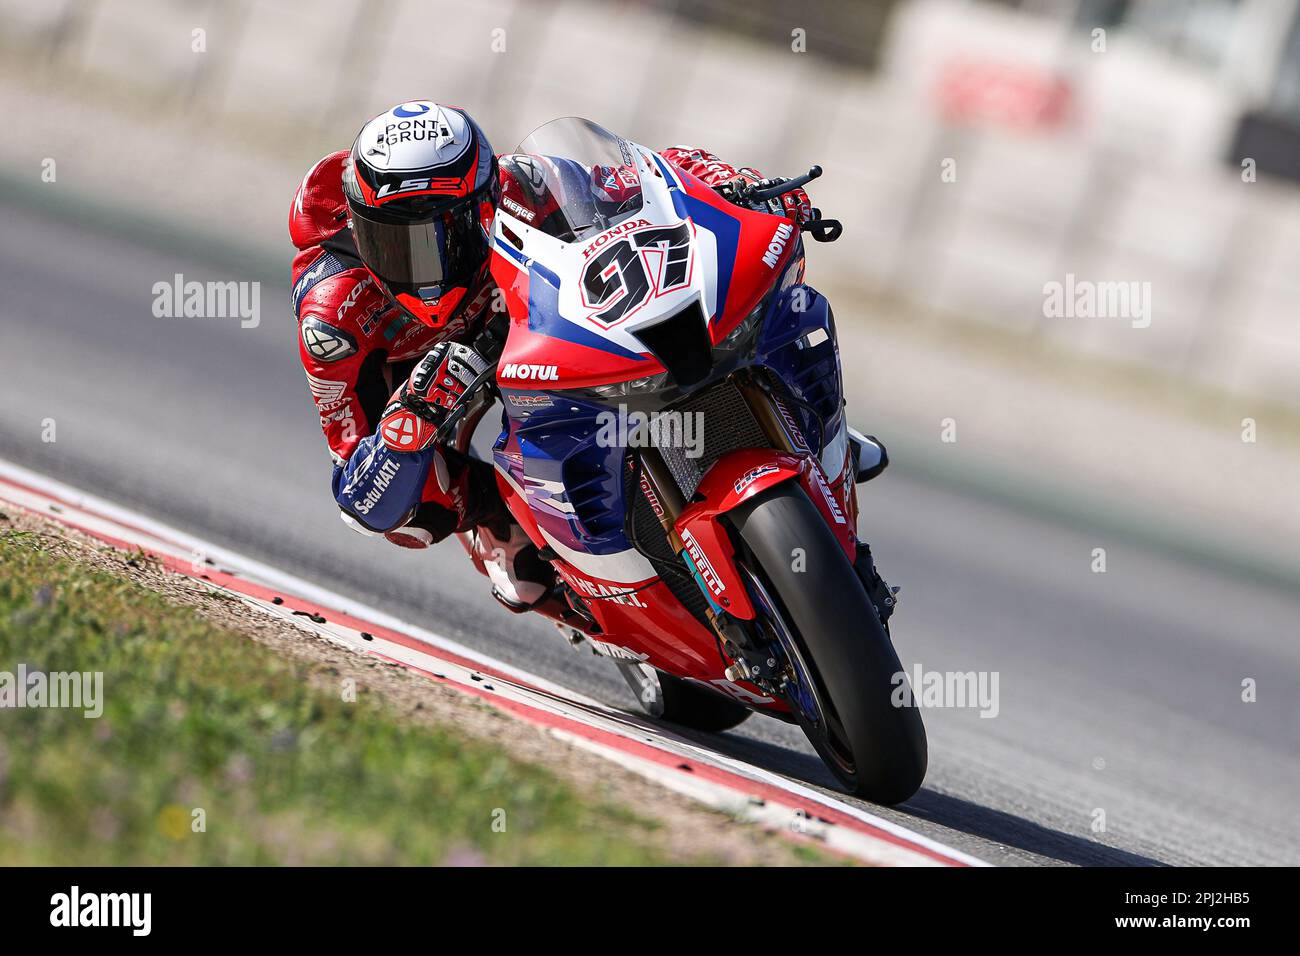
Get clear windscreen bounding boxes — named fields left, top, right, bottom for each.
left=503, top=117, right=646, bottom=243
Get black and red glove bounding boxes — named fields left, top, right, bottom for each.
left=659, top=148, right=814, bottom=225
left=377, top=342, right=491, bottom=453
left=721, top=167, right=814, bottom=224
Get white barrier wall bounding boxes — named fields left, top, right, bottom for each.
left=3, top=0, right=1298, bottom=409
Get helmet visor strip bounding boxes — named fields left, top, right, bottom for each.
left=348, top=196, right=487, bottom=289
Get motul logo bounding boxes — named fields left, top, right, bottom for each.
left=639, top=473, right=664, bottom=519
left=762, top=222, right=794, bottom=268
left=501, top=363, right=558, bottom=381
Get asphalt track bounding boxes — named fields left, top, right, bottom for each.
left=1, top=198, right=1297, bottom=866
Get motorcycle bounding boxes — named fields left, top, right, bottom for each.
left=442, top=117, right=926, bottom=804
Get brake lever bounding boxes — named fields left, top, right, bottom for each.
left=715, top=165, right=840, bottom=239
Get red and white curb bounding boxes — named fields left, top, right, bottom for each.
left=0, top=458, right=985, bottom=867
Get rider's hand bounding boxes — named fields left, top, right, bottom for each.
left=777, top=186, right=813, bottom=225
left=377, top=342, right=490, bottom=453
left=720, top=169, right=813, bottom=225
left=410, top=341, right=491, bottom=412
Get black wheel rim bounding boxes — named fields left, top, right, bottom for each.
left=739, top=564, right=858, bottom=780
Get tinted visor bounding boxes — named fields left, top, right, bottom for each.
left=348, top=195, right=488, bottom=290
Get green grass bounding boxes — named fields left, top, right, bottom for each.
left=0, top=528, right=692, bottom=865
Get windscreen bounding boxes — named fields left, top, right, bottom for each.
left=505, top=117, right=646, bottom=243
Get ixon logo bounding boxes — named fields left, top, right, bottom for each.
left=335, top=276, right=372, bottom=320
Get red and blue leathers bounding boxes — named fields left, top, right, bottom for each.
left=289, top=146, right=807, bottom=546
left=289, top=150, right=498, bottom=546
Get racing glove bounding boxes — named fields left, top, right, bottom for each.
left=377, top=341, right=491, bottom=453
left=719, top=167, right=814, bottom=224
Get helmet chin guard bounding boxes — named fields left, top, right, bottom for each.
left=392, top=284, right=469, bottom=328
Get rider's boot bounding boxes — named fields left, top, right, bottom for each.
left=384, top=452, right=594, bottom=632
left=465, top=521, right=551, bottom=609
left=454, top=463, right=595, bottom=632
left=459, top=522, right=596, bottom=630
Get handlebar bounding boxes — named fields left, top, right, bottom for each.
left=747, top=165, right=823, bottom=202
left=725, top=164, right=842, bottom=244
left=432, top=162, right=843, bottom=446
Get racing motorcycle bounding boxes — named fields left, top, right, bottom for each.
left=442, top=117, right=926, bottom=804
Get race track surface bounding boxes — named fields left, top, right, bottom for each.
left=2, top=200, right=1296, bottom=866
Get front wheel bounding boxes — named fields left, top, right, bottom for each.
left=615, top=662, right=752, bottom=732
left=730, top=485, right=927, bottom=804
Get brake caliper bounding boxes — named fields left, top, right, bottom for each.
left=853, top=542, right=898, bottom=625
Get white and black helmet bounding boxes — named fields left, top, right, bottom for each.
left=342, top=102, right=498, bottom=328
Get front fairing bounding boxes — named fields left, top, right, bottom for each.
left=491, top=119, right=799, bottom=392
left=491, top=254, right=845, bottom=551
left=484, top=120, right=841, bottom=708
left=497, top=243, right=843, bottom=459
left=489, top=114, right=844, bottom=554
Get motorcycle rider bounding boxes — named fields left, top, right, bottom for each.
left=289, top=102, right=811, bottom=620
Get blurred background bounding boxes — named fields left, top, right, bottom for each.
left=3, top=0, right=1298, bottom=569
left=1, top=0, right=1297, bottom=865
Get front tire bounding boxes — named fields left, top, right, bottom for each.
left=615, top=662, right=752, bottom=732
left=730, top=485, right=927, bottom=804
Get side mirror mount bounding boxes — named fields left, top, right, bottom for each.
left=804, top=217, right=842, bottom=243
left=848, top=428, right=888, bottom=483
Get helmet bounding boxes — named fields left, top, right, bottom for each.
left=342, top=101, right=498, bottom=328
left=588, top=162, right=641, bottom=208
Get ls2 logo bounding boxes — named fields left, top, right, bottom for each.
left=580, top=222, right=693, bottom=326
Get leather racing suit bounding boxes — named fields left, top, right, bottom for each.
left=288, top=146, right=808, bottom=551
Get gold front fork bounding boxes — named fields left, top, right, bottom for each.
left=630, top=371, right=805, bottom=659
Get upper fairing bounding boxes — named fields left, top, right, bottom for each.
left=490, top=136, right=796, bottom=390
